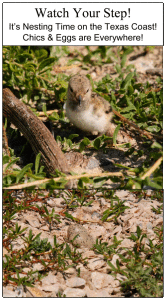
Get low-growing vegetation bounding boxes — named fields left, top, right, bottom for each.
left=3, top=46, right=163, bottom=189
left=3, top=189, right=163, bottom=297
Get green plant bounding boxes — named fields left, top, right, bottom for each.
left=102, top=196, right=129, bottom=222
left=3, top=150, right=46, bottom=187
left=40, top=205, right=61, bottom=230
left=3, top=46, right=163, bottom=189
left=3, top=190, right=163, bottom=296
left=106, top=225, right=163, bottom=297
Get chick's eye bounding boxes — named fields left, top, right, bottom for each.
left=86, top=89, right=89, bottom=93
left=70, top=87, right=73, bottom=93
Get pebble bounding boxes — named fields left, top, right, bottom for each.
left=147, top=222, right=153, bottom=230
left=41, top=284, right=61, bottom=292
left=66, top=277, right=86, bottom=288
left=85, top=286, right=111, bottom=297
left=90, top=224, right=106, bottom=237
left=3, top=288, right=18, bottom=297
left=81, top=250, right=95, bottom=259
left=91, top=211, right=101, bottom=219
left=41, top=273, right=58, bottom=285
left=154, top=217, right=163, bottom=226
left=26, top=217, right=41, bottom=228
left=32, top=262, right=44, bottom=271
left=67, top=224, right=95, bottom=248
left=63, top=287, right=86, bottom=297
left=91, top=271, right=116, bottom=289
left=25, top=286, right=46, bottom=297
left=119, top=238, right=134, bottom=248
left=87, top=258, right=106, bottom=270
left=64, top=267, right=76, bottom=275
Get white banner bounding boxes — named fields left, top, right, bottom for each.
left=3, top=2, right=164, bottom=46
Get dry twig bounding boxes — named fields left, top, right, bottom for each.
left=3, top=171, right=124, bottom=189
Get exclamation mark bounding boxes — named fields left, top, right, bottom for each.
left=128, top=8, right=130, bottom=17
left=155, top=23, right=157, bottom=30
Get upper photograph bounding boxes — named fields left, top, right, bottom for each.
left=3, top=46, right=163, bottom=189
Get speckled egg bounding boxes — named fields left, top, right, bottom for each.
left=67, top=224, right=95, bottom=249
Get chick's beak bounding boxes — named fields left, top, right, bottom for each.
left=78, top=95, right=83, bottom=106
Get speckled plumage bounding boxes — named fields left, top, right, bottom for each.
left=67, top=224, right=94, bottom=248
left=65, top=74, right=114, bottom=135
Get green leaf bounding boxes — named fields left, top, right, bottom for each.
left=5, top=175, right=13, bottom=185
left=80, top=177, right=90, bottom=183
left=54, top=235, right=57, bottom=247
left=5, top=158, right=20, bottom=171
left=38, top=58, right=56, bottom=72
left=3, top=155, right=10, bottom=165
left=79, top=137, right=90, bottom=152
left=18, top=53, right=34, bottom=61
left=51, top=111, right=59, bottom=120
left=151, top=142, right=163, bottom=149
left=33, top=76, right=39, bottom=88
left=43, top=205, right=49, bottom=215
left=129, top=233, right=138, bottom=242
left=16, top=163, right=33, bottom=183
left=113, top=124, right=121, bottom=145
left=115, top=64, right=121, bottom=73
left=121, top=72, right=134, bottom=89
left=136, top=226, right=142, bottom=239
left=107, top=260, right=117, bottom=271
left=4, top=118, right=8, bottom=129
left=122, top=99, right=136, bottom=112
left=68, top=134, right=79, bottom=140
left=144, top=177, right=163, bottom=189
left=77, top=178, right=84, bottom=188
left=24, top=62, right=36, bottom=72
left=93, top=137, right=101, bottom=150
left=93, top=177, right=106, bottom=188
left=9, top=63, right=17, bottom=72
left=35, top=153, right=41, bottom=174
left=42, top=103, right=47, bottom=116
left=64, top=212, right=75, bottom=220
left=121, top=54, right=127, bottom=68
left=146, top=125, right=161, bottom=133
left=39, top=166, right=45, bottom=173
left=128, top=85, right=134, bottom=95
left=35, top=48, right=48, bottom=60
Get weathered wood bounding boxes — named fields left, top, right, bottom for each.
left=3, top=88, right=70, bottom=176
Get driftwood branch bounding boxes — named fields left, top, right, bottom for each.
left=3, top=171, right=125, bottom=189
left=141, top=156, right=163, bottom=180
left=3, top=88, right=70, bottom=176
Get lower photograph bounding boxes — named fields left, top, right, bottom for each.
left=3, top=189, right=163, bottom=297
